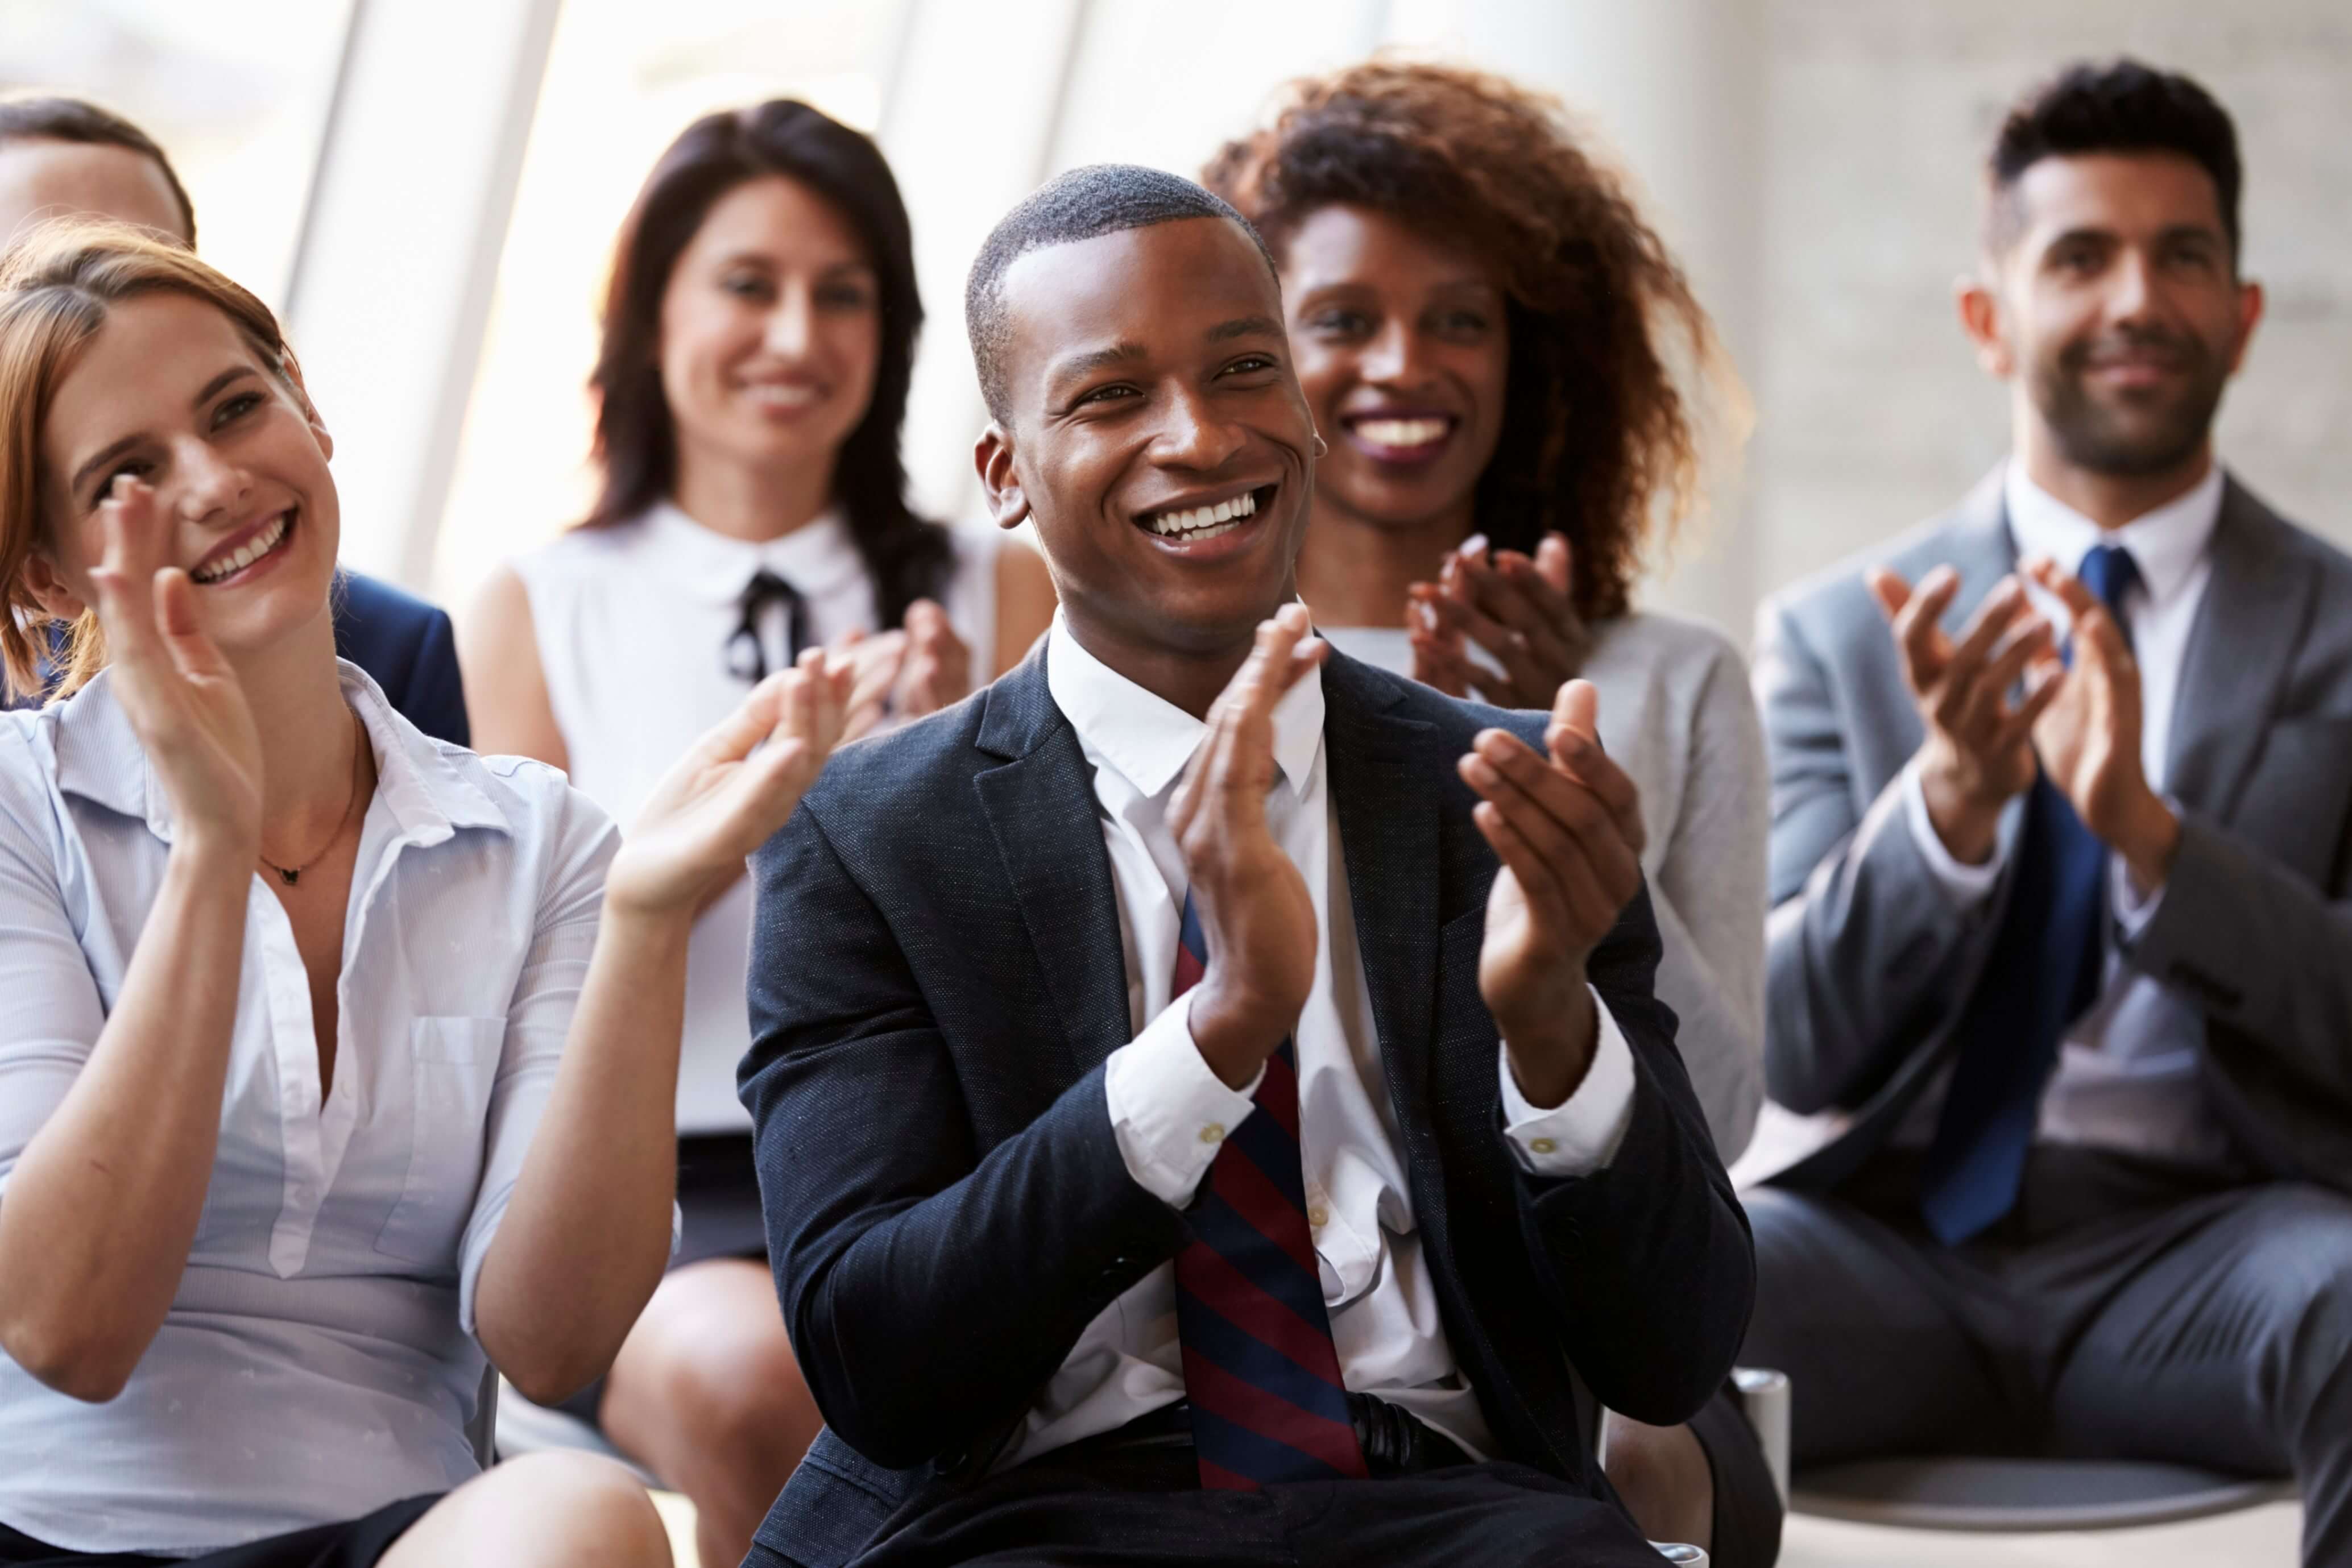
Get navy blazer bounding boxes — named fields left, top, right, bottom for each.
left=7, top=571, right=467, bottom=747
left=739, top=645, right=1754, bottom=1567
left=333, top=571, right=469, bottom=747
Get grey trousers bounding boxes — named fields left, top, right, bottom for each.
left=1741, top=1147, right=2352, bottom=1567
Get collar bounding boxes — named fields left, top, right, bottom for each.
left=1044, top=612, right=1323, bottom=802
left=640, top=499, right=866, bottom=605
left=53, top=660, right=510, bottom=845
left=2003, top=460, right=2223, bottom=608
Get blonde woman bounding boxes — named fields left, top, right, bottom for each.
left=0, top=224, right=849, bottom=1567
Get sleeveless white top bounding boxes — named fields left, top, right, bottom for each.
left=512, top=503, right=1002, bottom=1133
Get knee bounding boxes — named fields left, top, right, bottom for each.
left=499, top=1453, right=671, bottom=1566
left=651, top=1318, right=813, bottom=1465
left=1602, top=1414, right=1712, bottom=1533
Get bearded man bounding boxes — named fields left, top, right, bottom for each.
left=1740, top=59, right=2352, bottom=1568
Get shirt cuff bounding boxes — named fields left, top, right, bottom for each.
left=1902, top=759, right=2005, bottom=906
left=2109, top=826, right=2170, bottom=936
left=1498, top=985, right=1637, bottom=1177
left=1103, top=997, right=1263, bottom=1208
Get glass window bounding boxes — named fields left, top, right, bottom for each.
left=0, top=0, right=357, bottom=311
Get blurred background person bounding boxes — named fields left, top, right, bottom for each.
left=0, top=222, right=849, bottom=1568
left=459, top=98, right=1055, bottom=1568
left=1746, top=60, right=2352, bottom=1567
left=1206, top=69, right=1775, bottom=1565
left=0, top=93, right=471, bottom=745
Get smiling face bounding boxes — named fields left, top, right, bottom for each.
left=32, top=292, right=338, bottom=653
left=657, top=174, right=881, bottom=489
left=0, top=138, right=188, bottom=248
left=978, top=215, right=1316, bottom=660
left=1281, top=204, right=1509, bottom=537
left=1978, top=152, right=2259, bottom=479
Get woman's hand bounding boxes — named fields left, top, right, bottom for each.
left=603, top=649, right=853, bottom=920
left=84, top=479, right=263, bottom=856
left=892, top=599, right=972, bottom=720
left=1407, top=532, right=1591, bottom=710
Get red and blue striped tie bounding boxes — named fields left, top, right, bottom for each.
left=1170, top=890, right=1368, bottom=1490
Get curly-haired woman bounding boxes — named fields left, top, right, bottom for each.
left=1207, top=61, right=1776, bottom=1566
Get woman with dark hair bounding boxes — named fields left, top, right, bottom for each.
left=1207, top=61, right=1776, bottom=1565
left=461, top=99, right=1054, bottom=1564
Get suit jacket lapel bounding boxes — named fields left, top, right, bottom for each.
left=972, top=649, right=1134, bottom=1082
left=1323, top=655, right=1442, bottom=1123
left=2165, top=479, right=2312, bottom=819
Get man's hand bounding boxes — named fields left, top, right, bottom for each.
left=1459, top=679, right=1646, bottom=1109
left=1168, top=604, right=1329, bottom=1089
left=2024, top=556, right=2180, bottom=892
left=1869, top=565, right=2061, bottom=864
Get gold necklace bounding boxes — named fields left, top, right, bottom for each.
left=258, top=710, right=367, bottom=887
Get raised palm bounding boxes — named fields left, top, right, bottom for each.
left=85, top=480, right=264, bottom=849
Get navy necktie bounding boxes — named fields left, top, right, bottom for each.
left=725, top=569, right=806, bottom=684
left=1918, top=543, right=2141, bottom=1245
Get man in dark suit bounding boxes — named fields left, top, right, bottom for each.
left=0, top=95, right=469, bottom=745
left=737, top=165, right=1751, bottom=1567
left=1743, top=61, right=2351, bottom=1565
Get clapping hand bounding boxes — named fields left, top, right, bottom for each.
left=604, top=648, right=853, bottom=919
left=1168, top=603, right=1328, bottom=1090
left=1408, top=532, right=1591, bottom=707
left=84, top=479, right=263, bottom=856
left=1869, top=565, right=2060, bottom=865
left=1458, top=679, right=1646, bottom=1107
left=2022, top=555, right=2180, bottom=890
left=892, top=599, right=971, bottom=720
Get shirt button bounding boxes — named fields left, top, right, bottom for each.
left=1307, top=1205, right=1328, bottom=1229
left=1529, top=1137, right=1558, bottom=1156
left=1200, top=1123, right=1225, bottom=1145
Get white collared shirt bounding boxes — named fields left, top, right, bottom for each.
left=1900, top=461, right=2236, bottom=1164
left=1007, top=617, right=1637, bottom=1466
left=511, top=503, right=1001, bottom=1133
left=0, top=662, right=618, bottom=1555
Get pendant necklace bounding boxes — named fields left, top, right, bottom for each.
left=258, top=710, right=368, bottom=887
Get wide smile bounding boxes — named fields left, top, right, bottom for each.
left=1340, top=410, right=1459, bottom=466
left=189, top=508, right=298, bottom=588
left=737, top=378, right=830, bottom=416
left=1132, top=483, right=1279, bottom=555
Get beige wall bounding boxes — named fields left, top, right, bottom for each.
left=1752, top=0, right=2352, bottom=613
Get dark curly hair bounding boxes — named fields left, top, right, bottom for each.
left=583, top=100, right=951, bottom=629
left=1987, top=59, right=2241, bottom=264
left=1204, top=61, right=1736, bottom=622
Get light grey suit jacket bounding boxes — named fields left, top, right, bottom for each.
left=1753, top=468, right=2352, bottom=1195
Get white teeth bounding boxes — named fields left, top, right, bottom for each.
left=1355, top=417, right=1449, bottom=447
left=745, top=383, right=819, bottom=407
left=192, top=513, right=290, bottom=584
left=1150, top=490, right=1258, bottom=537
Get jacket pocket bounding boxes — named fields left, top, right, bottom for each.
left=375, top=1016, right=506, bottom=1266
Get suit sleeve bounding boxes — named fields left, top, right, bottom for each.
left=2125, top=810, right=2352, bottom=1109
left=1755, top=595, right=2006, bottom=1114
left=739, top=803, right=1192, bottom=1471
left=405, top=608, right=472, bottom=749
left=1509, top=878, right=1755, bottom=1426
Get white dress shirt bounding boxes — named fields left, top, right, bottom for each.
left=512, top=503, right=1001, bottom=1133
left=1007, top=618, right=1637, bottom=1466
left=0, top=663, right=618, bottom=1555
left=1899, top=460, right=2236, bottom=1164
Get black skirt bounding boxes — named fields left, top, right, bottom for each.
left=0, top=1495, right=440, bottom=1568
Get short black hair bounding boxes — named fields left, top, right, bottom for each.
left=964, top=163, right=1276, bottom=421
left=0, top=94, right=198, bottom=245
left=1987, top=59, right=2241, bottom=262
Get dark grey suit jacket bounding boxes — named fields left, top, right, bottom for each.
left=1754, top=469, right=2352, bottom=1194
left=738, top=645, right=1753, bottom=1567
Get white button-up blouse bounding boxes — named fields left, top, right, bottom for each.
left=0, top=662, right=617, bottom=1557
